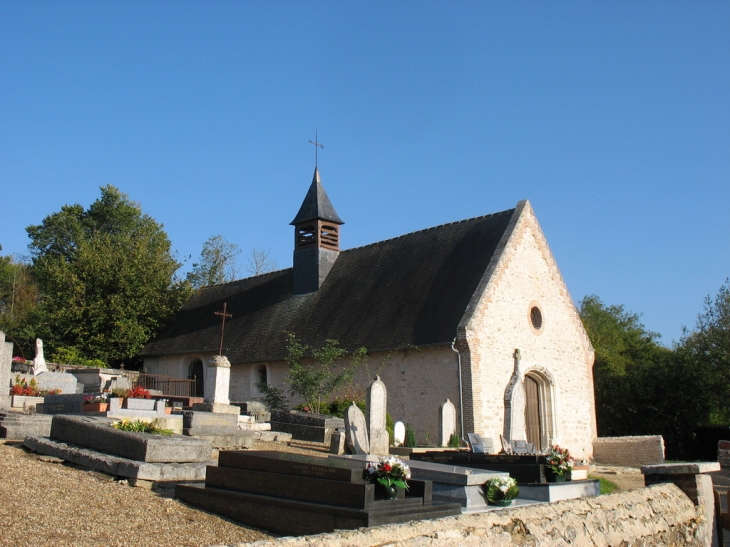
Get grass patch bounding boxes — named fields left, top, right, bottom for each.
left=589, top=475, right=619, bottom=494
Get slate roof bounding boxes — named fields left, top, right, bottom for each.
left=290, top=168, right=344, bottom=225
left=139, top=206, right=516, bottom=363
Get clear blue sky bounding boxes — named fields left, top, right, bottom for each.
left=1, top=2, right=728, bottom=346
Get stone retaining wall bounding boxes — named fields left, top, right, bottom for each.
left=213, top=483, right=708, bottom=547
left=593, top=435, right=665, bottom=466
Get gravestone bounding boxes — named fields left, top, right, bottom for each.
left=439, top=399, right=456, bottom=446
left=467, top=432, right=485, bottom=453
left=344, top=403, right=369, bottom=455
left=32, top=339, right=48, bottom=375
left=0, top=332, right=12, bottom=409
left=366, top=376, right=388, bottom=456
left=35, top=372, right=82, bottom=394
left=329, top=429, right=346, bottom=455
left=38, top=393, right=86, bottom=414
left=270, top=410, right=343, bottom=443
left=175, top=450, right=461, bottom=536
left=394, top=421, right=405, bottom=446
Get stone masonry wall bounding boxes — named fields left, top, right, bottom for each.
left=459, top=201, right=597, bottom=460
left=594, top=435, right=665, bottom=466
left=220, top=484, right=707, bottom=547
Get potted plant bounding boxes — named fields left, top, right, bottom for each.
left=83, top=394, right=109, bottom=412
left=544, top=445, right=574, bottom=483
left=125, top=386, right=154, bottom=410
left=363, top=456, right=411, bottom=500
left=485, top=476, right=520, bottom=506
left=161, top=399, right=173, bottom=414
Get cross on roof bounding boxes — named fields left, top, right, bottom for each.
left=308, top=130, right=323, bottom=168
left=214, top=302, right=232, bottom=355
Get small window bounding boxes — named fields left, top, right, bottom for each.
left=530, top=306, right=543, bottom=330
left=258, top=364, right=268, bottom=386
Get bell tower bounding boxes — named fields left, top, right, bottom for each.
left=290, top=168, right=344, bottom=295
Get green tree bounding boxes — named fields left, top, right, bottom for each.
left=25, top=185, right=193, bottom=367
left=676, top=280, right=730, bottom=425
left=284, top=332, right=367, bottom=415
left=580, top=294, right=711, bottom=459
left=187, top=235, right=241, bottom=289
left=0, top=254, right=38, bottom=336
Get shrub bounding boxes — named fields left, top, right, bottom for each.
left=256, top=383, right=288, bottom=411
left=50, top=347, right=108, bottom=368
left=405, top=423, right=417, bottom=448
left=447, top=433, right=461, bottom=448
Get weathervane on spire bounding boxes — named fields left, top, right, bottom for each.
left=308, top=130, right=324, bottom=168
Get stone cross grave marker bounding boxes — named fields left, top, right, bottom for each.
left=439, top=399, right=456, bottom=446
left=366, top=375, right=388, bottom=456
left=393, top=421, right=405, bottom=446
left=344, top=402, right=370, bottom=455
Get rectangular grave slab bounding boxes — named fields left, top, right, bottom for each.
left=518, top=480, right=600, bottom=502
left=176, top=450, right=459, bottom=536
left=410, top=451, right=547, bottom=484
left=269, top=410, right=345, bottom=443
left=24, top=436, right=212, bottom=481
left=49, top=415, right=212, bottom=463
left=0, top=412, right=53, bottom=440
left=38, top=393, right=86, bottom=414
left=182, top=410, right=239, bottom=430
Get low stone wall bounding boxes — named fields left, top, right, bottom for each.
left=220, top=484, right=706, bottom=547
left=593, top=435, right=665, bottom=466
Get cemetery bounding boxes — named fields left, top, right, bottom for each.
left=0, top=331, right=726, bottom=546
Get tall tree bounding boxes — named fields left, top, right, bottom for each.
left=676, top=279, right=730, bottom=425
left=0, top=254, right=39, bottom=336
left=186, top=235, right=241, bottom=289
left=25, top=185, right=193, bottom=367
left=580, top=294, right=712, bottom=459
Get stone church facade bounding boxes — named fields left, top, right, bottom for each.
left=139, top=169, right=597, bottom=459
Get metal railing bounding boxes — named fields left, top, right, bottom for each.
left=133, top=373, right=196, bottom=397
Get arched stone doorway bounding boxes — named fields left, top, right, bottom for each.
left=523, top=369, right=556, bottom=452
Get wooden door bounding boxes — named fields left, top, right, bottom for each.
left=525, top=375, right=542, bottom=449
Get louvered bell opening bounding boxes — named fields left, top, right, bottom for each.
left=320, top=222, right=339, bottom=251
left=295, top=224, right=317, bottom=249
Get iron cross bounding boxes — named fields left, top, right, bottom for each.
left=308, top=130, right=323, bottom=168
left=214, top=302, right=232, bottom=355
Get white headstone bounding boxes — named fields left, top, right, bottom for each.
left=393, top=421, right=406, bottom=447
left=344, top=402, right=370, bottom=455
left=205, top=355, right=231, bottom=405
left=33, top=338, right=48, bottom=375
left=366, top=375, right=389, bottom=455
left=439, top=399, right=457, bottom=446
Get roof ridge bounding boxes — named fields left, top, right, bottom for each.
left=201, top=267, right=289, bottom=290
left=341, top=208, right=515, bottom=254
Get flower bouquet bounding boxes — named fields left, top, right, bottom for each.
left=485, top=476, right=519, bottom=506
left=83, top=394, right=108, bottom=404
left=545, top=445, right=574, bottom=481
left=363, top=456, right=411, bottom=499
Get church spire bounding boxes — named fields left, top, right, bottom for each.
left=290, top=168, right=344, bottom=226
left=291, top=168, right=344, bottom=295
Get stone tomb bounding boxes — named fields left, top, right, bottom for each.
left=175, top=450, right=461, bottom=536
left=411, top=451, right=548, bottom=484
left=331, top=454, right=509, bottom=510
left=181, top=410, right=255, bottom=448
left=24, top=415, right=213, bottom=483
left=270, top=409, right=344, bottom=443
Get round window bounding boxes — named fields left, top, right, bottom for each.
left=530, top=306, right=543, bottom=330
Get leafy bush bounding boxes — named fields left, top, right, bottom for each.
left=51, top=347, right=108, bottom=368
left=447, top=433, right=461, bottom=448
left=404, top=423, right=417, bottom=448
left=256, top=383, right=288, bottom=411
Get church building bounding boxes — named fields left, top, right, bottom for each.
left=139, top=168, right=597, bottom=459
